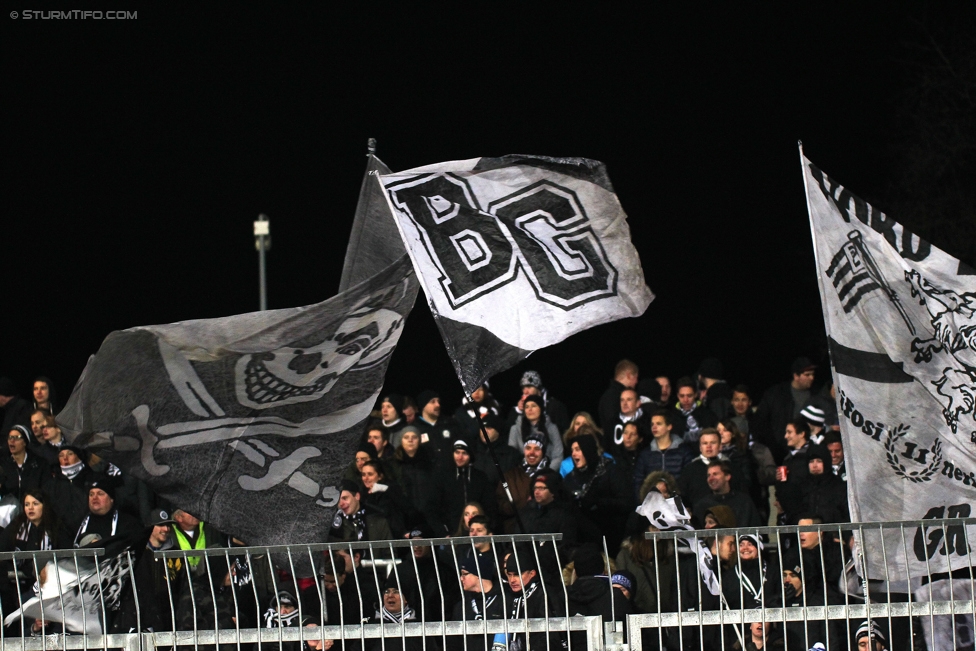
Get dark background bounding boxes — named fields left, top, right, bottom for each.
left=3, top=4, right=974, bottom=416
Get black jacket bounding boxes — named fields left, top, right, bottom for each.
left=435, top=464, right=497, bottom=535
left=387, top=448, right=442, bottom=533
left=777, top=445, right=811, bottom=523
left=567, top=576, right=631, bottom=646
left=519, top=499, right=578, bottom=547
left=801, top=471, right=850, bottom=524
left=754, top=381, right=799, bottom=463
left=0, top=452, right=49, bottom=501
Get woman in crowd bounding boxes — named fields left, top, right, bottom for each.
left=453, top=502, right=486, bottom=537
left=0, top=490, right=68, bottom=628
left=559, top=413, right=607, bottom=476
left=1, top=427, right=48, bottom=503
left=360, top=460, right=407, bottom=537
left=615, top=516, right=676, bottom=615
left=563, top=435, right=631, bottom=555
left=719, top=418, right=776, bottom=523
left=716, top=419, right=755, bottom=496
left=387, top=427, right=440, bottom=533
left=508, top=396, right=563, bottom=470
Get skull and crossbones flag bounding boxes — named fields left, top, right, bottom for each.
left=379, top=155, right=654, bottom=394
left=58, top=154, right=419, bottom=546
left=801, top=147, right=976, bottom=642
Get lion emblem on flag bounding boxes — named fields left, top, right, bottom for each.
left=905, top=269, right=976, bottom=435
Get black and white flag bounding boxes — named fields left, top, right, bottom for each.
left=802, top=149, right=976, bottom=562
left=58, top=155, right=418, bottom=546
left=379, top=155, right=653, bottom=393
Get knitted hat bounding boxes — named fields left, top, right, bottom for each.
left=524, top=429, right=547, bottom=449
left=800, top=404, right=826, bottom=424
left=482, top=413, right=505, bottom=434
left=523, top=394, right=545, bottom=411
left=339, top=479, right=362, bottom=496
left=738, top=533, right=764, bottom=552
left=533, top=469, right=562, bottom=494
left=520, top=370, right=543, bottom=389
left=88, top=479, right=116, bottom=501
left=855, top=620, right=886, bottom=645
left=807, top=445, right=831, bottom=466
left=505, top=542, right=540, bottom=574
left=416, top=390, right=439, bottom=410
left=611, top=570, right=637, bottom=597
left=8, top=425, right=30, bottom=441
left=572, top=544, right=605, bottom=577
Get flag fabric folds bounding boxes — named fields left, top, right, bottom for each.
left=58, top=156, right=418, bottom=546
left=801, top=150, right=976, bottom=580
left=379, top=155, right=653, bottom=394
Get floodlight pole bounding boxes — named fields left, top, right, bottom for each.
left=254, top=213, right=270, bottom=311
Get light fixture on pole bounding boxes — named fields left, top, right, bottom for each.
left=254, top=214, right=270, bottom=311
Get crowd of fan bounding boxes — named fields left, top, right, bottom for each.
left=0, top=360, right=897, bottom=651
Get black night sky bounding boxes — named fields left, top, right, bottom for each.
left=3, top=5, right=973, bottom=414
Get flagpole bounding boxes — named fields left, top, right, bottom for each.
left=469, top=393, right=528, bottom=534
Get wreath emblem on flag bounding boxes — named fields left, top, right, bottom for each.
left=884, top=423, right=942, bottom=483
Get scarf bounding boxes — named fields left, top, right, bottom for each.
left=618, top=407, right=643, bottom=424
left=74, top=510, right=118, bottom=547
left=264, top=606, right=301, bottom=628
left=520, top=458, right=549, bottom=477
left=16, top=522, right=52, bottom=550
left=680, top=407, right=702, bottom=441
left=61, top=460, right=84, bottom=480
left=376, top=604, right=416, bottom=624
left=734, top=557, right=767, bottom=607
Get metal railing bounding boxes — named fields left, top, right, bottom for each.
left=3, top=521, right=972, bottom=651
left=628, top=518, right=976, bottom=651
left=1, top=534, right=604, bottom=651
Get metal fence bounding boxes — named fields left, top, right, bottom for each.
left=2, top=522, right=973, bottom=651
left=628, top=518, right=976, bottom=651
left=0, top=534, right=603, bottom=651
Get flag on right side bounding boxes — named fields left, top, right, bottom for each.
left=801, top=149, right=976, bottom=587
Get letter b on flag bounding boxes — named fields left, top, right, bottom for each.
left=388, top=174, right=617, bottom=310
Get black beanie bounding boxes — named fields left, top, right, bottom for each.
left=416, top=390, right=439, bottom=410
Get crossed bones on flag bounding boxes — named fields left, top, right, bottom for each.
left=97, top=303, right=405, bottom=509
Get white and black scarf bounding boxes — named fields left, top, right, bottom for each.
left=375, top=604, right=416, bottom=624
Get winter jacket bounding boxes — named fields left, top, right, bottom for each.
left=435, top=464, right=497, bottom=536
left=566, top=576, right=631, bottom=646
left=801, top=471, right=850, bottom=524
left=633, top=435, right=693, bottom=497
